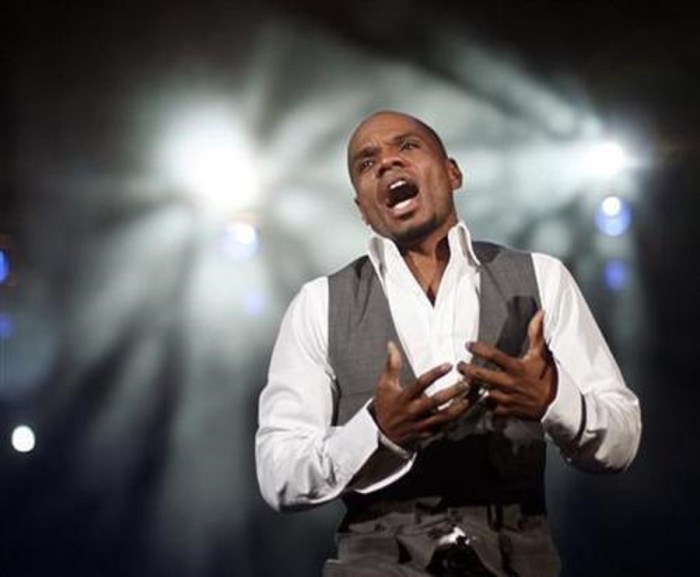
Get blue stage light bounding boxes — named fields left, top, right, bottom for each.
left=221, top=221, right=260, bottom=260
left=594, top=196, right=632, bottom=237
left=603, top=260, right=628, bottom=292
left=0, top=312, right=12, bottom=339
left=0, top=249, right=9, bottom=284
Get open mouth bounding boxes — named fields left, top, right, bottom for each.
left=386, top=179, right=419, bottom=209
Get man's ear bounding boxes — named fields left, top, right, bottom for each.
left=447, top=158, right=463, bottom=190
left=354, top=196, right=369, bottom=225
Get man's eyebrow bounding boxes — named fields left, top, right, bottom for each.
left=350, top=132, right=424, bottom=165
left=390, top=132, right=422, bottom=143
left=350, top=145, right=378, bottom=165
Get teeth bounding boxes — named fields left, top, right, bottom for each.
left=393, top=199, right=413, bottom=211
left=389, top=180, right=407, bottom=190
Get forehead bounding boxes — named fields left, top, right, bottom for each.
left=347, top=113, right=437, bottom=156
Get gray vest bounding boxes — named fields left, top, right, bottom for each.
left=327, top=242, right=546, bottom=519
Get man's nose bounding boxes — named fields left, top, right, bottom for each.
left=376, top=152, right=404, bottom=177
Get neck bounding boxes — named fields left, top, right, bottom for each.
left=400, top=233, right=451, bottom=304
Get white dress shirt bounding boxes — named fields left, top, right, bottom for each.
left=255, top=223, right=642, bottom=511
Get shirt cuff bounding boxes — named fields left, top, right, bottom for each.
left=541, top=360, right=584, bottom=449
left=327, top=402, right=382, bottom=482
left=377, top=427, right=415, bottom=460
left=343, top=404, right=416, bottom=494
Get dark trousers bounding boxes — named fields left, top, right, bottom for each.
left=323, top=505, right=560, bottom=577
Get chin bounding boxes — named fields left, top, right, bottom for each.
left=391, top=218, right=438, bottom=246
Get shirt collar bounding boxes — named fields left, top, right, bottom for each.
left=367, top=221, right=481, bottom=278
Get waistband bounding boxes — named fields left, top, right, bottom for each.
left=341, top=496, right=545, bottom=532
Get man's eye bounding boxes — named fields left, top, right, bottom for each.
left=400, top=141, right=418, bottom=151
left=359, top=159, right=374, bottom=172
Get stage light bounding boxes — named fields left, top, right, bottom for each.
left=220, top=220, right=260, bottom=260
left=11, top=425, right=36, bottom=453
left=159, top=107, right=260, bottom=213
left=585, top=141, right=631, bottom=177
left=594, top=195, right=632, bottom=236
left=604, top=259, right=629, bottom=291
left=0, top=248, right=8, bottom=284
left=242, top=289, right=266, bottom=317
left=0, top=312, right=11, bottom=339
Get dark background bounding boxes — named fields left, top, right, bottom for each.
left=3, top=1, right=699, bottom=575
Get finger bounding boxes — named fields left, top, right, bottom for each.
left=538, top=356, right=555, bottom=380
left=491, top=399, right=524, bottom=418
left=410, top=380, right=469, bottom=418
left=380, top=341, right=402, bottom=388
left=428, top=380, right=470, bottom=407
left=456, top=359, right=486, bottom=378
left=487, top=389, right=539, bottom=419
left=404, top=362, right=453, bottom=398
left=441, top=395, right=472, bottom=419
left=417, top=396, right=472, bottom=430
left=527, top=310, right=546, bottom=354
left=467, top=341, right=518, bottom=372
left=456, top=360, right=474, bottom=377
left=485, top=388, right=511, bottom=408
left=460, top=363, right=513, bottom=391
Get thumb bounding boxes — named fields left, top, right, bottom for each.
left=384, top=341, right=403, bottom=385
left=527, top=310, right=546, bottom=353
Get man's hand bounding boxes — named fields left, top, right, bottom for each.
left=457, top=311, right=558, bottom=420
left=372, top=341, right=471, bottom=449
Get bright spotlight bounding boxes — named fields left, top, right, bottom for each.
left=11, top=425, right=36, bottom=453
left=160, top=107, right=260, bottom=212
left=221, top=221, right=260, bottom=260
left=594, top=195, right=632, bottom=236
left=585, top=141, right=631, bottom=177
left=601, top=195, right=625, bottom=216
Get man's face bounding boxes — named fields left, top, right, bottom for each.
left=347, top=112, right=462, bottom=247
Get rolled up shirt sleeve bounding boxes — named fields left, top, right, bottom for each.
left=536, top=254, right=642, bottom=472
left=255, top=278, right=413, bottom=511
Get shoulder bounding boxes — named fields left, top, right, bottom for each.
left=291, top=255, right=373, bottom=310
left=276, top=276, right=330, bottom=353
left=529, top=252, right=587, bottom=317
left=284, top=276, right=329, bottom=324
left=328, top=256, right=372, bottom=281
left=530, top=251, right=574, bottom=285
left=295, top=275, right=328, bottom=304
left=473, top=242, right=570, bottom=278
left=472, top=240, right=533, bottom=263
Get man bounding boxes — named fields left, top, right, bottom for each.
left=255, top=111, right=641, bottom=576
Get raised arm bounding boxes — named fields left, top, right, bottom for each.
left=457, top=254, right=641, bottom=472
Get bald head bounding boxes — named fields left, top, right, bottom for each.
left=345, top=109, right=463, bottom=246
left=347, top=111, right=448, bottom=173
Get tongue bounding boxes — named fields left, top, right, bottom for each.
left=388, top=182, right=418, bottom=207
